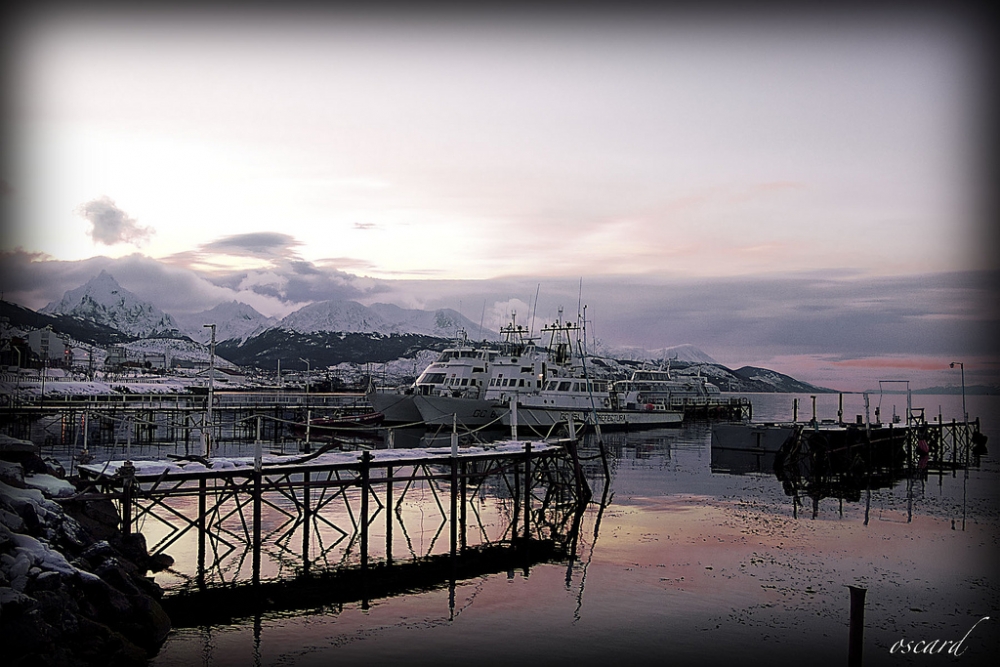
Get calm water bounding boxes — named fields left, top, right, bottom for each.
left=132, top=393, right=998, bottom=667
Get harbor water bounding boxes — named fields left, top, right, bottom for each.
left=117, top=392, right=998, bottom=666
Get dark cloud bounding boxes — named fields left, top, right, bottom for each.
left=75, top=196, right=154, bottom=246
left=198, top=232, right=301, bottom=259
left=371, top=270, right=999, bottom=366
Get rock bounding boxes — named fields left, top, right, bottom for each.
left=0, top=507, right=25, bottom=533
left=63, top=497, right=120, bottom=542
left=29, top=570, right=64, bottom=593
left=0, top=434, right=37, bottom=456
left=1, top=473, right=171, bottom=665
left=23, top=473, right=76, bottom=499
left=0, top=460, right=24, bottom=487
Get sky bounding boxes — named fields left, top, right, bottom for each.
left=1, top=3, right=997, bottom=391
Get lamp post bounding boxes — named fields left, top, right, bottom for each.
left=299, top=357, right=310, bottom=396
left=204, top=324, right=216, bottom=457
left=950, top=361, right=967, bottom=424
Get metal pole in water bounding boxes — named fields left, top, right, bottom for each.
left=385, top=464, right=393, bottom=564
left=360, top=450, right=370, bottom=571
left=848, top=585, right=867, bottom=667
left=524, top=442, right=532, bottom=540
left=305, top=409, right=311, bottom=453
left=510, top=398, right=518, bottom=441
left=450, top=450, right=458, bottom=558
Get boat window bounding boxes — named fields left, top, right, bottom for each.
left=521, top=366, right=532, bottom=373
left=519, top=379, right=526, bottom=387
left=422, top=373, right=446, bottom=384
left=473, top=367, right=485, bottom=373
left=558, top=381, right=571, bottom=391
left=461, top=379, right=468, bottom=386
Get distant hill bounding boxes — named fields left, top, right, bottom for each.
left=732, top=366, right=836, bottom=393
left=216, top=328, right=453, bottom=370
left=1, top=298, right=134, bottom=346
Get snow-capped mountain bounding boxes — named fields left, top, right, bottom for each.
left=278, top=299, right=497, bottom=340
left=367, top=302, right=496, bottom=340
left=597, top=343, right=719, bottom=365
left=40, top=271, right=180, bottom=338
left=175, top=301, right=277, bottom=343
left=279, top=300, right=388, bottom=334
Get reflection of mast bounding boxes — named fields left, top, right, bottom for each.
left=572, top=484, right=611, bottom=623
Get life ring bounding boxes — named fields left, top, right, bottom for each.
left=645, top=403, right=655, bottom=411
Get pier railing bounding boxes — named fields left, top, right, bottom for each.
left=73, top=440, right=591, bottom=600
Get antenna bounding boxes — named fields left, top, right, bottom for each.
left=529, top=283, right=540, bottom=338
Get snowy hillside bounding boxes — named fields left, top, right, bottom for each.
left=278, top=299, right=496, bottom=340
left=595, top=343, right=719, bottom=365
left=368, top=303, right=497, bottom=341
left=40, top=271, right=179, bottom=338
left=176, top=301, right=277, bottom=343
left=279, top=300, right=389, bottom=334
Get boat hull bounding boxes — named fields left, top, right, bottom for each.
left=413, top=395, right=507, bottom=428
left=509, top=406, right=683, bottom=430
left=367, top=391, right=422, bottom=425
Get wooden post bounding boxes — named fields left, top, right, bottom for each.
left=253, top=418, right=262, bottom=585
left=523, top=442, right=532, bottom=540
left=198, top=476, right=206, bottom=586
left=360, top=450, right=370, bottom=570
left=848, top=586, right=866, bottom=667
left=303, top=468, right=311, bottom=575
left=120, top=461, right=135, bottom=536
left=253, top=469, right=261, bottom=585
left=385, top=465, right=393, bottom=564
left=450, top=453, right=458, bottom=557
left=460, top=460, right=467, bottom=550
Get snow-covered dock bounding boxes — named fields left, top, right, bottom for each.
left=73, top=438, right=591, bottom=587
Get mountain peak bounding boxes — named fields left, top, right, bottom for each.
left=40, top=272, right=179, bottom=338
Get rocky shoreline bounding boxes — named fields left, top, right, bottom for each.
left=1, top=435, right=173, bottom=666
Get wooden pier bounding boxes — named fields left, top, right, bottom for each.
left=73, top=437, right=592, bottom=606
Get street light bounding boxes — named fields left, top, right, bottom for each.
left=950, top=361, right=967, bottom=424
left=203, top=324, right=216, bottom=457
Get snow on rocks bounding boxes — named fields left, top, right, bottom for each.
left=1, top=450, right=172, bottom=665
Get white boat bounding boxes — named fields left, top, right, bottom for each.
left=508, top=376, right=684, bottom=430
left=609, top=366, right=751, bottom=420
left=420, top=314, right=684, bottom=431
left=367, top=330, right=495, bottom=424
left=414, top=314, right=587, bottom=428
